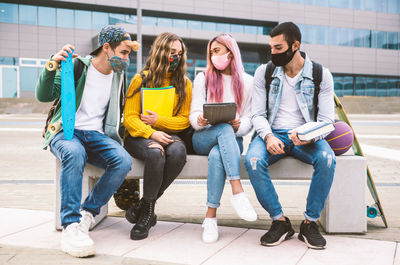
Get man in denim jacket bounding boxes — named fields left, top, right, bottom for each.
left=245, top=22, right=336, bottom=249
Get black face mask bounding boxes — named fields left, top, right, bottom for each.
left=271, top=45, right=297, bottom=66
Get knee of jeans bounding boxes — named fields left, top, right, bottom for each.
left=215, top=123, right=234, bottom=136
left=244, top=153, right=268, bottom=172
left=119, top=150, right=133, bottom=173
left=314, top=150, right=336, bottom=169
left=61, top=144, right=87, bottom=166
left=167, top=141, right=187, bottom=161
left=146, top=144, right=164, bottom=160
left=208, top=147, right=222, bottom=162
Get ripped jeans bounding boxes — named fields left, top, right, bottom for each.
left=244, top=129, right=336, bottom=222
left=124, top=135, right=187, bottom=201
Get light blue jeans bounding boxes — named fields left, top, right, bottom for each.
left=192, top=123, right=243, bottom=208
left=244, top=129, right=336, bottom=222
left=50, top=129, right=132, bottom=227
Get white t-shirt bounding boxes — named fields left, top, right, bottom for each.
left=74, top=64, right=113, bottom=133
left=272, top=71, right=306, bottom=130
left=189, top=72, right=253, bottom=137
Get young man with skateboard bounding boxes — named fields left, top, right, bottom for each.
left=245, top=22, right=336, bottom=249
left=36, top=25, right=138, bottom=257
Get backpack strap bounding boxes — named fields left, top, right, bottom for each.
left=311, top=61, right=323, bottom=121
left=264, top=61, right=276, bottom=120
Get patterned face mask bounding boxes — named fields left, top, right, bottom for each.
left=168, top=54, right=180, bottom=72
left=109, top=56, right=129, bottom=73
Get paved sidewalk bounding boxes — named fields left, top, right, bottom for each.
left=0, top=208, right=399, bottom=265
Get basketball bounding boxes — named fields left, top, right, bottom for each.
left=326, top=121, right=354, bottom=155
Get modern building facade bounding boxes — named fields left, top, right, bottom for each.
left=0, top=0, right=399, bottom=98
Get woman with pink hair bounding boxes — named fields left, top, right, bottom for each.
left=190, top=34, right=256, bottom=243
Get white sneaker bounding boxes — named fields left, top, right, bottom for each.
left=230, top=192, right=257, bottom=222
left=61, top=222, right=95, bottom=258
left=202, top=218, right=219, bottom=243
left=80, top=210, right=95, bottom=232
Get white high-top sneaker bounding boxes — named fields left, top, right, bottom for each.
left=202, top=218, right=218, bottom=243
left=230, top=192, right=258, bottom=222
left=79, top=210, right=95, bottom=232
left=61, top=222, right=95, bottom=258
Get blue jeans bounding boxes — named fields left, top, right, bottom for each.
left=50, top=129, right=132, bottom=227
left=192, top=123, right=243, bottom=208
left=244, top=129, right=336, bottom=221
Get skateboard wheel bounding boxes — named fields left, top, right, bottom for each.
left=48, top=122, right=61, bottom=133
left=45, top=60, right=59, bottom=71
left=367, top=205, right=378, bottom=218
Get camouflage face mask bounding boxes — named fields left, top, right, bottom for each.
left=168, top=54, right=180, bottom=72
left=109, top=56, right=129, bottom=73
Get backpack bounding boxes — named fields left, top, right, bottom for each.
left=264, top=58, right=323, bottom=121
left=42, top=59, right=85, bottom=138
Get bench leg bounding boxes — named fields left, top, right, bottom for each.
left=55, top=160, right=108, bottom=230
left=320, top=158, right=367, bottom=233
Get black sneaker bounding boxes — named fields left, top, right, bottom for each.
left=260, top=216, right=295, bottom=246
left=298, top=220, right=326, bottom=249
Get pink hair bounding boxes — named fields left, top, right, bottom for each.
left=205, top=34, right=245, bottom=114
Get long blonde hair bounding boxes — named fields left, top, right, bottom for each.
left=129, top=32, right=188, bottom=115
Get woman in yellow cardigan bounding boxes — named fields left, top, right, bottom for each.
left=123, top=32, right=192, bottom=240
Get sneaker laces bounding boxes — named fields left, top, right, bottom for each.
left=79, top=211, right=95, bottom=233
left=267, top=219, right=287, bottom=238
left=138, top=201, right=155, bottom=225
left=202, top=219, right=217, bottom=232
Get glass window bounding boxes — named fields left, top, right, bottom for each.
left=339, top=27, right=353, bottom=46
left=387, top=32, right=398, bottom=49
left=315, top=25, right=328, bottom=45
left=158, top=17, right=172, bottom=27
left=109, top=13, right=125, bottom=25
left=329, top=0, right=352, bottom=9
left=57, top=8, right=74, bottom=28
left=0, top=57, right=18, bottom=65
left=329, top=27, right=340, bottom=46
left=217, top=23, right=230, bottom=32
left=142, top=16, right=157, bottom=26
left=364, top=0, right=376, bottom=11
left=20, top=67, right=41, bottom=92
left=353, top=29, right=369, bottom=47
left=188, top=20, right=201, bottom=30
left=244, top=25, right=258, bottom=35
left=75, top=10, right=91, bottom=30
left=353, top=0, right=364, bottom=9
left=388, top=0, right=400, bottom=13
left=377, top=77, right=388, bottom=96
left=173, top=19, right=186, bottom=29
left=0, top=3, right=18, bottom=23
left=366, top=77, right=377, bottom=96
left=388, top=78, right=400, bottom=96
left=343, top=76, right=354, bottom=95
left=92, top=11, right=108, bottom=30
left=355, top=76, right=367, bottom=96
left=202, top=21, right=216, bottom=31
left=124, top=15, right=136, bottom=24
left=333, top=76, right=344, bottom=96
left=377, top=31, right=387, bottom=49
left=301, top=24, right=314, bottom=44
left=376, top=0, right=388, bottom=13
left=38, top=7, right=56, bottom=27
left=231, top=24, right=244, bottom=34
left=19, top=5, right=37, bottom=25
left=21, top=59, right=36, bottom=65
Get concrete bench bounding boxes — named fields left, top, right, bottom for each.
left=55, top=155, right=367, bottom=233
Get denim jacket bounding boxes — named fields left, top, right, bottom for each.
left=252, top=53, right=335, bottom=141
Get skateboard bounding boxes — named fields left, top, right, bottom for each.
left=334, top=95, right=388, bottom=228
left=45, top=50, right=76, bottom=140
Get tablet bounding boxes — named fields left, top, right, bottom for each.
left=203, top=103, right=237, bottom=125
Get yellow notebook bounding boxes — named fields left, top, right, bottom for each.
left=141, top=86, right=175, bottom=117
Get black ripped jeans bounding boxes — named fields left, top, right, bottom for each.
left=124, top=134, right=187, bottom=201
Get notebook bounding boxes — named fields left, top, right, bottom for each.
left=289, top=122, right=335, bottom=141
left=141, top=86, right=175, bottom=117
left=203, top=103, right=237, bottom=125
